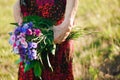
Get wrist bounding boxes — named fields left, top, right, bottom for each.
left=64, top=17, right=74, bottom=26
left=62, top=18, right=73, bottom=32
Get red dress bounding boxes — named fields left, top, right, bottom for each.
left=18, top=0, right=74, bottom=80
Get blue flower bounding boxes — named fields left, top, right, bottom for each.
left=28, top=22, right=33, bottom=28
left=14, top=27, right=21, bottom=35
left=21, top=23, right=30, bottom=33
left=23, top=24, right=29, bottom=29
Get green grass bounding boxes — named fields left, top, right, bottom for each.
left=0, top=0, right=120, bottom=80
left=74, top=0, right=120, bottom=80
left=0, top=0, right=18, bottom=80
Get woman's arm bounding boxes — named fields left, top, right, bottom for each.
left=64, top=0, right=78, bottom=26
left=13, top=0, right=78, bottom=44
left=13, top=0, right=23, bottom=24
left=53, top=0, right=78, bottom=44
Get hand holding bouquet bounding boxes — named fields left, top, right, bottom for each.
left=9, top=15, right=81, bottom=77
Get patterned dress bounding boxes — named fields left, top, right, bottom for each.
left=18, top=0, right=74, bottom=80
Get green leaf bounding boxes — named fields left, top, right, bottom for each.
left=33, top=61, right=42, bottom=77
left=41, top=48, right=53, bottom=71
left=66, top=28, right=83, bottom=40
left=10, top=23, right=18, bottom=26
left=47, top=54, right=53, bottom=72
left=51, top=44, right=56, bottom=56
left=24, top=61, right=34, bottom=72
left=23, top=15, right=55, bottom=27
left=24, top=63, right=31, bottom=72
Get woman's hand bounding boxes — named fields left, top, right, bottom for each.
left=53, top=0, right=78, bottom=44
left=53, top=20, right=73, bottom=44
left=13, top=0, right=23, bottom=25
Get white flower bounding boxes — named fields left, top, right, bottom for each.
left=13, top=46, right=19, bottom=53
left=9, top=35, right=15, bottom=45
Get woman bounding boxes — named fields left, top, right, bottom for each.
left=13, top=0, right=78, bottom=80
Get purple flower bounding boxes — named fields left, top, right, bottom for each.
left=21, top=27, right=27, bottom=33
left=15, top=40, right=20, bottom=46
left=19, top=47, right=27, bottom=55
left=28, top=42, right=37, bottom=49
left=28, top=49, right=37, bottom=60
left=22, top=42, right=28, bottom=48
left=19, top=37, right=28, bottom=48
left=31, top=42, right=38, bottom=48
left=26, top=29, right=33, bottom=35
left=17, top=33, right=25, bottom=39
left=28, top=55, right=33, bottom=60
left=19, top=33, right=25, bottom=37
left=19, top=37, right=25, bottom=43
left=14, top=27, right=21, bottom=35
left=31, top=49, right=37, bottom=56
left=20, top=54, right=26, bottom=61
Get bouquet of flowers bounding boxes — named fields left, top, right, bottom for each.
left=9, top=16, right=81, bottom=77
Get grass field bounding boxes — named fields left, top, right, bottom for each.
left=0, top=0, right=120, bottom=80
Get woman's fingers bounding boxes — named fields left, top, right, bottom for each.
left=53, top=27, right=71, bottom=44
left=53, top=24, right=71, bottom=44
left=18, top=19, right=23, bottom=26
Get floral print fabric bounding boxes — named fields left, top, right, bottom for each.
left=20, top=0, right=66, bottom=25
left=19, top=0, right=74, bottom=80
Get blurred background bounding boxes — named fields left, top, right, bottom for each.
left=0, top=0, right=120, bottom=80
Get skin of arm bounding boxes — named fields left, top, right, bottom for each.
left=13, top=0, right=78, bottom=44
left=53, top=0, right=78, bottom=44
left=13, top=0, right=23, bottom=24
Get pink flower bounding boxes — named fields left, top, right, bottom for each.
left=19, top=37, right=28, bottom=48
left=34, top=29, right=41, bottom=36
left=19, top=37, right=26, bottom=43
left=20, top=33, right=25, bottom=37
left=13, top=42, right=17, bottom=47
left=9, top=35, right=15, bottom=45
left=26, top=29, right=33, bottom=35
left=17, top=33, right=25, bottom=38
left=22, top=41, right=28, bottom=48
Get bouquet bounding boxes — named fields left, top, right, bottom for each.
left=9, top=15, right=81, bottom=77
